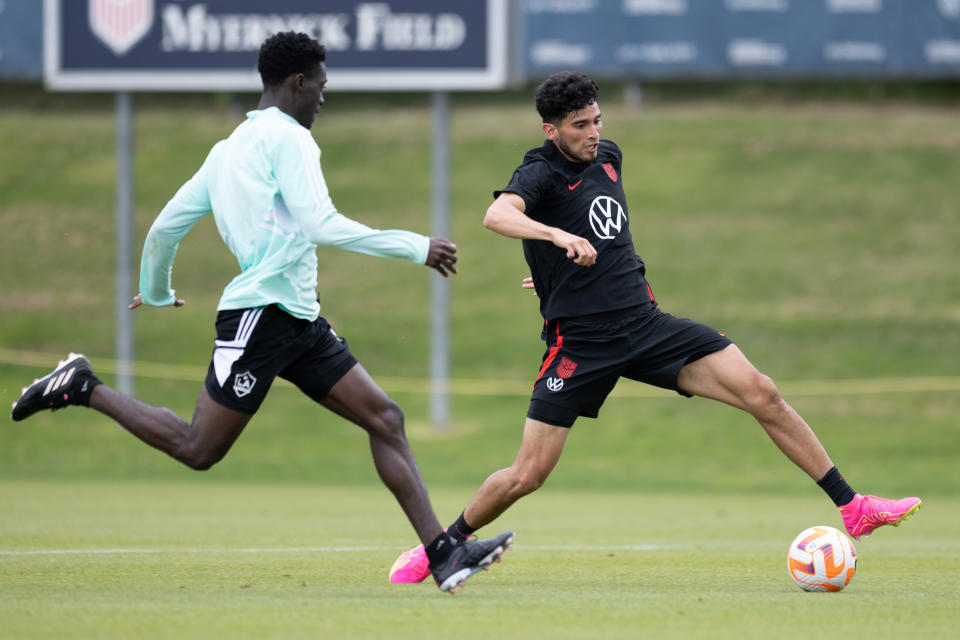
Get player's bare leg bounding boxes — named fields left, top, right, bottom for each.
left=677, top=344, right=921, bottom=538
left=91, top=384, right=252, bottom=470
left=676, top=343, right=835, bottom=481
left=390, top=417, right=559, bottom=585
left=324, top=363, right=515, bottom=592
left=461, top=418, right=570, bottom=529
left=319, top=363, right=446, bottom=544
left=9, top=352, right=252, bottom=470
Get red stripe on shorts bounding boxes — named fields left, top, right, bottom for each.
left=534, top=321, right=563, bottom=386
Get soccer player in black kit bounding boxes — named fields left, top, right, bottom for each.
left=389, top=71, right=920, bottom=584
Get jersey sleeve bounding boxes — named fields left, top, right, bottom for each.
left=493, top=158, right=552, bottom=212
left=600, top=140, right=623, bottom=170
left=138, top=150, right=214, bottom=307
left=272, top=127, right=429, bottom=265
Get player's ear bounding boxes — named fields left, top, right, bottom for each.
left=542, top=122, right=558, bottom=141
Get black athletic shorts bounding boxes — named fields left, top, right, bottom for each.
left=204, top=305, right=358, bottom=414
left=528, top=305, right=733, bottom=428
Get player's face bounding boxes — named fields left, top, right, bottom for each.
left=295, top=63, right=327, bottom=129
left=545, top=101, right=603, bottom=163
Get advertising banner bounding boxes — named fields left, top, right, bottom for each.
left=44, top=0, right=508, bottom=90
left=524, top=0, right=960, bottom=78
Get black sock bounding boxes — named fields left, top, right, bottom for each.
left=74, top=372, right=102, bottom=407
left=424, top=532, right=455, bottom=567
left=817, top=466, right=857, bottom=507
left=447, top=512, right=477, bottom=541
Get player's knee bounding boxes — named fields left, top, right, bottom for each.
left=178, top=444, right=226, bottom=471
left=744, top=372, right=783, bottom=414
left=510, top=468, right=548, bottom=498
left=368, top=401, right=406, bottom=441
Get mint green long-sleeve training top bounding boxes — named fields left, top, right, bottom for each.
left=139, top=106, right=430, bottom=320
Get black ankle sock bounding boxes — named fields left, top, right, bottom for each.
left=74, top=373, right=102, bottom=407
left=817, top=466, right=857, bottom=507
left=424, top=532, right=455, bottom=567
left=447, top=512, right=477, bottom=541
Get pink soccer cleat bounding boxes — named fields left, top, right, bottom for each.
left=839, top=493, right=922, bottom=540
left=388, top=544, right=431, bottom=584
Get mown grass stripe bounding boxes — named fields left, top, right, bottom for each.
left=0, top=544, right=668, bottom=556
left=1, top=348, right=957, bottom=398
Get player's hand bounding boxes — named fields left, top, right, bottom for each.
left=521, top=276, right=539, bottom=298
left=552, top=231, right=596, bottom=266
left=425, top=237, right=458, bottom=277
left=128, top=294, right=185, bottom=309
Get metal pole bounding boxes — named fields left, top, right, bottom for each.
left=430, top=91, right=450, bottom=429
left=115, top=91, right=135, bottom=396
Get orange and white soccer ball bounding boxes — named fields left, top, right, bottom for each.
left=787, top=525, right=857, bottom=592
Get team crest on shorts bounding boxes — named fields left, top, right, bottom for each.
left=233, top=371, right=257, bottom=397
left=556, top=357, right=578, bottom=379
left=546, top=377, right=564, bottom=392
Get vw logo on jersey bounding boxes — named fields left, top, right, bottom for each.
left=545, top=377, right=564, bottom=392
left=588, top=196, right=627, bottom=240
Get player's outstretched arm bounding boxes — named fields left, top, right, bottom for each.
left=128, top=294, right=185, bottom=310
left=425, top=237, right=458, bottom=277
left=484, top=193, right=596, bottom=266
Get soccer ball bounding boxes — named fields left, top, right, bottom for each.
left=787, top=525, right=857, bottom=592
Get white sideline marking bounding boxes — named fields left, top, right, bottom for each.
left=0, top=544, right=667, bottom=556
left=525, top=545, right=666, bottom=551
left=0, top=547, right=389, bottom=556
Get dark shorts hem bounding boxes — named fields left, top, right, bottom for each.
left=204, top=376, right=254, bottom=414
left=673, top=342, right=733, bottom=397
left=527, top=399, right=580, bottom=428
left=285, top=349, right=358, bottom=402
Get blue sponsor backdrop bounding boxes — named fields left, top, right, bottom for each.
left=4, top=0, right=960, bottom=82
left=524, top=0, right=960, bottom=78
left=0, top=0, right=44, bottom=79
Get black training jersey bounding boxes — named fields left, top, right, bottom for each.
left=494, top=139, right=653, bottom=321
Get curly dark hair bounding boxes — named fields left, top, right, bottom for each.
left=534, top=71, right=600, bottom=124
left=257, top=32, right=327, bottom=87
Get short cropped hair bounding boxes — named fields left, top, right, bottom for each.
left=535, top=71, right=600, bottom=124
left=257, top=32, right=327, bottom=87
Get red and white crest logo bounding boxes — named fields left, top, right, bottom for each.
left=89, top=0, right=154, bottom=56
left=556, top=357, right=578, bottom=379
left=602, top=163, right=618, bottom=182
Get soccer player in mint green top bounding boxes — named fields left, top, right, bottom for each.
left=138, top=94, right=432, bottom=320
left=11, top=31, right=513, bottom=594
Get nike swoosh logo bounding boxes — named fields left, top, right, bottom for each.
left=568, top=179, right=583, bottom=191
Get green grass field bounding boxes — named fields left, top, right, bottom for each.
left=2, top=482, right=956, bottom=640
left=1, top=89, right=958, bottom=638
